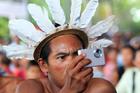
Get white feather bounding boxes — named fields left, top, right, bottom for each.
left=9, top=19, right=45, bottom=46
left=79, top=0, right=99, bottom=28
left=45, top=0, right=66, bottom=25
left=69, top=0, right=82, bottom=26
left=28, top=4, right=55, bottom=34
left=87, top=15, right=115, bottom=38
left=91, top=39, right=113, bottom=48
left=2, top=44, right=34, bottom=60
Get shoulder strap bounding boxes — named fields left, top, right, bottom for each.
left=132, top=71, right=136, bottom=93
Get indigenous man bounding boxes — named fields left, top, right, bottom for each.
left=6, top=0, right=117, bottom=93
left=15, top=30, right=116, bottom=93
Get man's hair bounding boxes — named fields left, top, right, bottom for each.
left=121, top=44, right=136, bottom=60
left=27, top=60, right=39, bottom=69
left=40, top=35, right=85, bottom=64
left=40, top=42, right=51, bottom=64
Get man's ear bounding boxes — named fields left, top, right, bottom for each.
left=37, top=58, right=48, bottom=73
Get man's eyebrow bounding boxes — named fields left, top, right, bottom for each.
left=55, top=48, right=83, bottom=56
left=55, top=52, right=69, bottom=57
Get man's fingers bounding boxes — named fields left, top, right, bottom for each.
left=82, top=72, right=93, bottom=84
left=72, top=59, right=91, bottom=73
left=75, top=67, right=93, bottom=80
left=68, top=54, right=85, bottom=69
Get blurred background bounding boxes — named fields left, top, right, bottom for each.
left=0, top=0, right=140, bottom=93
left=0, top=0, right=140, bottom=42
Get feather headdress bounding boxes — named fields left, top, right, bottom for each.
left=3, top=0, right=116, bottom=60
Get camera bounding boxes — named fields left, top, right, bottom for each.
left=78, top=48, right=105, bottom=67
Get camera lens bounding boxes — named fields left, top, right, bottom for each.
left=93, top=49, right=103, bottom=58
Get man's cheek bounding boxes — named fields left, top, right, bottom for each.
left=51, top=64, right=65, bottom=73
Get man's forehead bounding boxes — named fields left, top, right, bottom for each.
left=50, top=44, right=82, bottom=56
left=51, top=34, right=80, bottom=41
left=49, top=34, right=83, bottom=46
left=54, top=48, right=81, bottom=54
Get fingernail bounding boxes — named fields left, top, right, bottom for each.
left=81, top=53, right=86, bottom=57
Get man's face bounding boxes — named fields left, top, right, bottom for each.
left=46, top=34, right=83, bottom=87
left=121, top=48, right=133, bottom=66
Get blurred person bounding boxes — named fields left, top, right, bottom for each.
left=121, top=45, right=135, bottom=70
left=117, top=45, right=135, bottom=79
left=9, top=31, right=21, bottom=45
left=112, top=32, right=122, bottom=49
left=26, top=60, right=44, bottom=79
left=116, top=48, right=140, bottom=93
left=130, top=36, right=140, bottom=49
left=103, top=47, right=119, bottom=86
left=122, top=31, right=133, bottom=45
left=0, top=76, right=22, bottom=93
left=10, top=59, right=25, bottom=79
left=0, top=54, right=12, bottom=76
left=0, top=47, right=23, bottom=93
left=17, top=58, right=30, bottom=79
left=0, top=51, right=7, bottom=76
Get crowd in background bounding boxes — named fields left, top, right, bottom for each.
left=0, top=31, right=140, bottom=93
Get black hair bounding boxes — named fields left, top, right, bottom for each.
left=121, top=45, right=136, bottom=60
left=40, top=42, right=51, bottom=64
left=0, top=51, right=6, bottom=56
left=0, top=56, right=11, bottom=66
left=135, top=48, right=140, bottom=54
left=27, top=60, right=39, bottom=69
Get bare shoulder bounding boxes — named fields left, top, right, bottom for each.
left=0, top=76, right=22, bottom=84
left=84, top=78, right=117, bottom=93
left=0, top=76, right=23, bottom=93
left=16, top=79, right=44, bottom=93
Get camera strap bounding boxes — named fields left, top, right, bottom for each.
left=132, top=71, right=136, bottom=93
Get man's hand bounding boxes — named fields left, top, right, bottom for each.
left=60, top=54, right=93, bottom=93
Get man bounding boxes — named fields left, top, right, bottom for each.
left=15, top=30, right=116, bottom=93
left=7, top=0, right=116, bottom=93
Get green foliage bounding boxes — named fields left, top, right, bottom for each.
left=0, top=17, right=9, bottom=40
left=0, top=0, right=140, bottom=40
left=94, top=0, right=140, bottom=34
left=111, top=0, right=140, bottom=34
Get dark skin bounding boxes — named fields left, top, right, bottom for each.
left=0, top=76, right=22, bottom=93
left=16, top=34, right=116, bottom=93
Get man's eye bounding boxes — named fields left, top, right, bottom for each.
left=73, top=51, right=78, bottom=56
left=57, top=56, right=65, bottom=60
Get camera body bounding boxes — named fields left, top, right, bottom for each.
left=78, top=48, right=105, bottom=67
